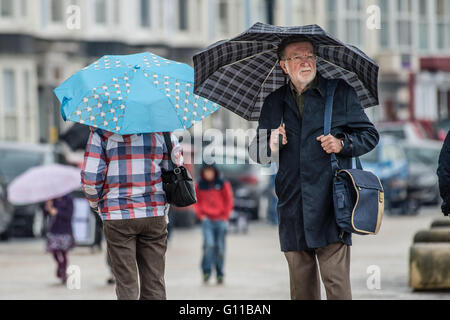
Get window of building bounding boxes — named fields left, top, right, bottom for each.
left=1, top=0, right=13, bottom=17
left=398, top=0, right=412, bottom=12
left=326, top=0, right=337, bottom=37
left=346, top=18, right=363, bottom=46
left=159, top=1, right=164, bottom=29
left=379, top=0, right=389, bottom=47
left=397, top=20, right=412, bottom=47
left=178, top=0, right=188, bottom=31
left=395, top=0, right=413, bottom=49
left=436, top=0, right=450, bottom=49
left=24, top=70, right=30, bottom=111
left=3, top=69, right=17, bottom=140
left=140, top=0, right=150, bottom=27
left=343, top=0, right=364, bottom=46
left=113, top=0, right=120, bottom=25
left=3, top=69, right=16, bottom=112
left=195, top=0, right=202, bottom=32
left=256, top=0, right=267, bottom=23
left=95, top=0, right=107, bottom=25
left=51, top=0, right=63, bottom=22
left=346, top=0, right=362, bottom=11
left=217, top=0, right=228, bottom=34
left=24, top=70, right=31, bottom=139
left=418, top=0, right=428, bottom=50
left=437, top=89, right=450, bottom=120
left=20, top=0, right=26, bottom=17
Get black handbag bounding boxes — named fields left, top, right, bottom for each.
left=324, top=80, right=384, bottom=236
left=161, top=132, right=197, bottom=207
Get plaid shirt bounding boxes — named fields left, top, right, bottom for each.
left=80, top=128, right=183, bottom=221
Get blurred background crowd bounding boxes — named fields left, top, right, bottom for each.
left=0, top=0, right=448, bottom=270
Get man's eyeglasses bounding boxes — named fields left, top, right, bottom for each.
left=282, top=54, right=316, bottom=64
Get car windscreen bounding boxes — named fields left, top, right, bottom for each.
left=403, top=147, right=440, bottom=166
left=360, top=148, right=378, bottom=163
left=0, top=149, right=44, bottom=184
left=379, top=129, right=405, bottom=140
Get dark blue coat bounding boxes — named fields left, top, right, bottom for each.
left=437, top=131, right=450, bottom=216
left=250, top=72, right=379, bottom=251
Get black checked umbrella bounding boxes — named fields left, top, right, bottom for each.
left=193, top=22, right=379, bottom=121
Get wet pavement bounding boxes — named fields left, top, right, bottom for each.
left=0, top=205, right=449, bottom=300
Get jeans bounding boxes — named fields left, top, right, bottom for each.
left=201, top=219, right=227, bottom=278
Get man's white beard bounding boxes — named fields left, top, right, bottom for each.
left=287, top=64, right=316, bottom=86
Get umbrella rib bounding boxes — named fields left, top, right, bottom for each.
left=318, top=57, right=375, bottom=99
left=247, top=61, right=279, bottom=117
left=259, top=61, right=279, bottom=90
left=228, top=40, right=278, bottom=46
left=218, top=48, right=276, bottom=69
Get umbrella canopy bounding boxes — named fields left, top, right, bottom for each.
left=7, top=164, right=81, bottom=205
left=55, top=52, right=219, bottom=134
left=193, top=22, right=379, bottom=121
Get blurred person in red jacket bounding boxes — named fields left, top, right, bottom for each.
left=194, top=163, right=234, bottom=284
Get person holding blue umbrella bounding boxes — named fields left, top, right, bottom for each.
left=55, top=52, right=219, bottom=300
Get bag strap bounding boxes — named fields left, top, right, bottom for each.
left=323, top=79, right=363, bottom=172
left=163, top=132, right=176, bottom=170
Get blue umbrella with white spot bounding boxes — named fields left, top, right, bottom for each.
left=54, top=52, right=220, bottom=134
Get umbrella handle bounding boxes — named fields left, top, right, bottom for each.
left=278, top=133, right=286, bottom=151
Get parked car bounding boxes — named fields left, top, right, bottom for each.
left=432, top=119, right=450, bottom=141
left=359, top=136, right=415, bottom=215
left=196, top=143, right=270, bottom=221
left=0, top=141, right=59, bottom=238
left=377, top=121, right=431, bottom=142
left=401, top=139, right=443, bottom=206
left=0, top=181, right=13, bottom=240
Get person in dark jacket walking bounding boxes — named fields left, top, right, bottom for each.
left=437, top=130, right=450, bottom=216
left=249, top=37, right=379, bottom=300
left=43, top=194, right=74, bottom=284
left=194, top=163, right=234, bottom=284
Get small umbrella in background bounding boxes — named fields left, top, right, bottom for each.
left=54, top=52, right=220, bottom=134
left=193, top=22, right=380, bottom=121
left=59, top=123, right=91, bottom=151
left=7, top=164, right=81, bottom=205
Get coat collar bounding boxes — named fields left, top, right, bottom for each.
left=282, top=71, right=327, bottom=119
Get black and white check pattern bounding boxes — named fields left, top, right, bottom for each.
left=193, top=22, right=379, bottom=121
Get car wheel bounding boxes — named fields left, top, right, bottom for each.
left=171, top=208, right=196, bottom=228
left=0, top=228, right=10, bottom=241
left=400, top=198, right=421, bottom=216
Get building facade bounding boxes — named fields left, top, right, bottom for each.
left=0, top=0, right=449, bottom=144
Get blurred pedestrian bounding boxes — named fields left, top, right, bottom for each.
left=43, top=195, right=75, bottom=284
left=81, top=128, right=182, bottom=300
left=249, top=37, right=379, bottom=300
left=194, top=163, right=233, bottom=284
left=437, top=130, right=450, bottom=217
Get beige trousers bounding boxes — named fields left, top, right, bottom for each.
left=284, top=241, right=352, bottom=300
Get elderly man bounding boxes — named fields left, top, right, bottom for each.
left=250, top=36, right=379, bottom=300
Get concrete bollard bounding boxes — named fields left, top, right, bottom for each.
left=409, top=243, right=450, bottom=290
left=413, top=228, right=450, bottom=243
left=430, top=219, right=450, bottom=229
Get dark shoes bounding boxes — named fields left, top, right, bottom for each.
left=203, top=273, right=224, bottom=284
